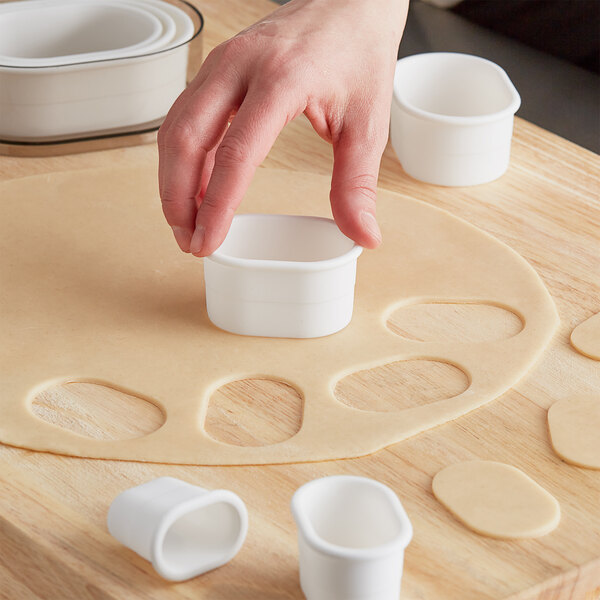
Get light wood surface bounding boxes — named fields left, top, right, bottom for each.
left=1, top=1, right=599, bottom=599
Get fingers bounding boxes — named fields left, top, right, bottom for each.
left=158, top=78, right=243, bottom=252
left=198, top=121, right=230, bottom=202
left=158, top=44, right=224, bottom=142
left=329, top=123, right=388, bottom=249
left=189, top=92, right=294, bottom=256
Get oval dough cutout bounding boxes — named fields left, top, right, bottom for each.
left=335, top=359, right=469, bottom=412
left=548, top=397, right=600, bottom=469
left=570, top=312, right=600, bottom=360
left=433, top=461, right=560, bottom=539
left=205, top=378, right=303, bottom=446
left=387, top=302, right=523, bottom=343
left=31, top=382, right=165, bottom=440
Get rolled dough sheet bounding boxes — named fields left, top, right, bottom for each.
left=570, top=313, right=600, bottom=360
left=0, top=167, right=558, bottom=465
left=432, top=461, right=561, bottom=539
left=548, top=397, right=600, bottom=469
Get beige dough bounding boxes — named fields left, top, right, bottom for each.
left=432, top=461, right=561, bottom=539
left=548, top=397, right=600, bottom=469
left=0, top=167, right=558, bottom=465
left=571, top=313, right=600, bottom=360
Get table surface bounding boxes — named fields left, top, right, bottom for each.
left=1, top=1, right=599, bottom=599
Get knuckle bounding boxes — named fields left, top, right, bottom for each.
left=204, top=45, right=222, bottom=65
left=218, top=35, right=251, bottom=63
left=160, top=189, right=180, bottom=206
left=160, top=193, right=195, bottom=229
left=215, top=135, right=251, bottom=168
left=160, top=192, right=187, bottom=220
left=199, top=193, right=221, bottom=213
left=343, top=173, right=378, bottom=203
left=257, top=54, right=304, bottom=94
left=199, top=194, right=235, bottom=222
left=261, top=53, right=294, bottom=82
left=159, top=118, right=197, bottom=154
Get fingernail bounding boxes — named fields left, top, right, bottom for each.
left=172, top=226, right=192, bottom=252
left=190, top=225, right=205, bottom=256
left=360, top=211, right=382, bottom=244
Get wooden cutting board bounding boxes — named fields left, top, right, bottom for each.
left=1, top=1, right=599, bottom=598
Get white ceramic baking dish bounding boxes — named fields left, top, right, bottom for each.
left=0, top=0, right=202, bottom=141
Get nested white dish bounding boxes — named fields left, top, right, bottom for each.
left=391, top=52, right=521, bottom=186
left=0, top=0, right=202, bottom=141
left=0, top=0, right=173, bottom=67
left=204, top=215, right=363, bottom=339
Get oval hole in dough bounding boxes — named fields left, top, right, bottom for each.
left=387, top=302, right=523, bottom=343
left=31, top=382, right=165, bottom=440
left=334, top=359, right=469, bottom=412
left=204, top=378, right=303, bottom=447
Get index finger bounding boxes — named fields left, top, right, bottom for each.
left=190, top=91, right=296, bottom=256
left=157, top=78, right=243, bottom=252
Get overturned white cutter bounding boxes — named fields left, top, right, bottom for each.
left=107, top=477, right=248, bottom=581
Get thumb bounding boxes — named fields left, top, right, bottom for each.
left=329, top=125, right=387, bottom=249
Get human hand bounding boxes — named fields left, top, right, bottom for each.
left=158, top=0, right=408, bottom=256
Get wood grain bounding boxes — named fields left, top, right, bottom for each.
left=335, top=359, right=470, bottom=412
left=387, top=302, right=524, bottom=343
left=205, top=379, right=303, bottom=446
left=31, top=383, right=165, bottom=441
left=1, top=0, right=599, bottom=599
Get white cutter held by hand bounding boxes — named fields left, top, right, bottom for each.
left=291, top=475, right=413, bottom=600
left=204, top=214, right=363, bottom=339
left=107, top=477, right=248, bottom=581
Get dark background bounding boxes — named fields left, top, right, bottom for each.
left=274, top=0, right=600, bottom=153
